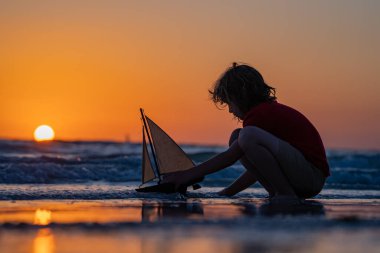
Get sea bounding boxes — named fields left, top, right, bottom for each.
left=0, top=139, right=379, bottom=200
left=1, top=140, right=380, bottom=253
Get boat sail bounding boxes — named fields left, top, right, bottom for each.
left=136, top=108, right=202, bottom=193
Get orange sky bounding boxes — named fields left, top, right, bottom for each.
left=0, top=1, right=379, bottom=149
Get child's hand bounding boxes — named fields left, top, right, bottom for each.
left=217, top=189, right=227, bottom=196
left=217, top=188, right=233, bottom=197
left=161, top=170, right=192, bottom=191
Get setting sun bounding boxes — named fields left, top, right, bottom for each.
left=34, top=125, right=55, bottom=142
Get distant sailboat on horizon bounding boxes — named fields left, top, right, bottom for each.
left=136, top=109, right=203, bottom=194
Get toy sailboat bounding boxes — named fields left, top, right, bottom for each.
left=136, top=109, right=203, bottom=194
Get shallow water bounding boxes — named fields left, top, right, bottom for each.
left=1, top=198, right=379, bottom=253
left=3, top=226, right=378, bottom=253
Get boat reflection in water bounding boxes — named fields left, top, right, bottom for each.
left=141, top=201, right=204, bottom=222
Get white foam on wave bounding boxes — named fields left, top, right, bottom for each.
left=0, top=183, right=379, bottom=200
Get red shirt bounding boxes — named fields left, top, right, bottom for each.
left=243, top=101, right=330, bottom=177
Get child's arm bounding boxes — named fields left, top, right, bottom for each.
left=218, top=170, right=257, bottom=196
left=162, top=140, right=244, bottom=189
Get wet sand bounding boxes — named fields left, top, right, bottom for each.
left=1, top=198, right=379, bottom=253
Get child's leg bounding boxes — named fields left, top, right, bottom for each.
left=229, top=129, right=276, bottom=197
left=238, top=126, right=298, bottom=198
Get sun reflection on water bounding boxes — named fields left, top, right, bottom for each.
left=33, top=228, right=55, bottom=253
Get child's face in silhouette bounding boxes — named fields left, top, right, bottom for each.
left=228, top=101, right=245, bottom=120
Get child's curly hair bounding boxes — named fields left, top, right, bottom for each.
left=209, top=63, right=276, bottom=114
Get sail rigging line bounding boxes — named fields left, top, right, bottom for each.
left=141, top=126, right=156, bottom=183
left=141, top=125, right=145, bottom=182
left=140, top=108, right=161, bottom=180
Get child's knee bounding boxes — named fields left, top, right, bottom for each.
left=229, top=128, right=241, bottom=146
left=238, top=126, right=262, bottom=150
left=239, top=126, right=281, bottom=156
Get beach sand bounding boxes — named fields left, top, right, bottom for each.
left=1, top=196, right=379, bottom=253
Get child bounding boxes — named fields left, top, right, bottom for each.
left=163, top=63, right=330, bottom=203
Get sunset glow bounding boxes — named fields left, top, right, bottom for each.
left=34, top=125, right=55, bottom=142
left=0, top=1, right=379, bottom=149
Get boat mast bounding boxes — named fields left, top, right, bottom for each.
left=140, top=108, right=161, bottom=179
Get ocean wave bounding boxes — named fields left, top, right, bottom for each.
left=0, top=140, right=379, bottom=189
left=0, top=159, right=141, bottom=184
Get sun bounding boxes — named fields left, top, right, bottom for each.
left=34, top=125, right=55, bottom=142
